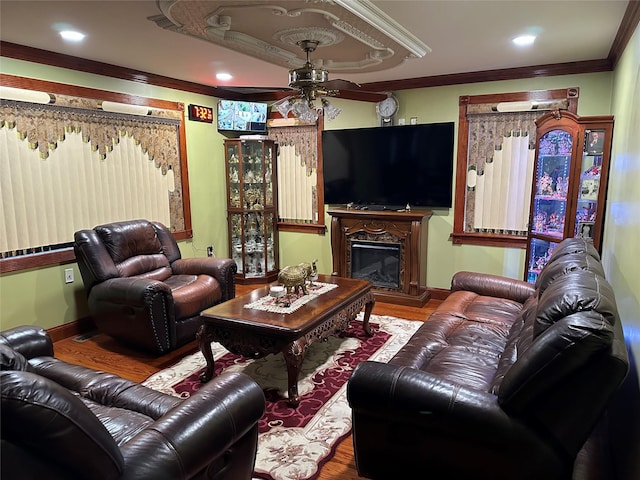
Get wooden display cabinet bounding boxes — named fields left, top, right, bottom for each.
left=525, top=111, right=613, bottom=283
left=224, top=139, right=279, bottom=283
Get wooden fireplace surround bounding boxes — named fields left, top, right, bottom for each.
left=328, top=208, right=432, bottom=307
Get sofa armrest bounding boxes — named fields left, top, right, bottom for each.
left=90, top=277, right=172, bottom=306
left=347, top=361, right=564, bottom=478
left=120, top=371, right=265, bottom=479
left=172, top=257, right=237, bottom=301
left=89, top=278, right=175, bottom=353
left=0, top=326, right=53, bottom=359
left=348, top=361, right=504, bottom=420
left=1, top=370, right=124, bottom=479
left=451, top=271, right=534, bottom=304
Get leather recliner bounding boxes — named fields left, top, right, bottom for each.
left=74, top=219, right=237, bottom=353
left=0, top=325, right=266, bottom=480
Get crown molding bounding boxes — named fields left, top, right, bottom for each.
left=334, top=0, right=430, bottom=57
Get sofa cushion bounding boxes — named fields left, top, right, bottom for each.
left=1, top=370, right=124, bottom=479
left=390, top=290, right=521, bottom=391
left=535, top=252, right=606, bottom=295
left=0, top=344, right=29, bottom=371
left=546, top=237, right=600, bottom=263
left=96, top=220, right=163, bottom=266
left=534, top=270, right=618, bottom=338
left=497, top=270, right=618, bottom=413
left=118, top=254, right=172, bottom=279
left=167, top=274, right=222, bottom=319
left=489, top=294, right=539, bottom=394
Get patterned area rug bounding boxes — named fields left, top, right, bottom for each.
left=142, top=314, right=422, bottom=480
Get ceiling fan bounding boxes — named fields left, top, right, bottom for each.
left=272, top=39, right=387, bottom=122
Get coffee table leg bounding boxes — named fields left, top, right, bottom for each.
left=362, top=295, right=376, bottom=336
left=196, top=324, right=216, bottom=382
left=283, top=338, right=307, bottom=407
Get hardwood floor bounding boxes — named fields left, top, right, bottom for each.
left=53, top=284, right=441, bottom=480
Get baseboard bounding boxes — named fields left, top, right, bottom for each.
left=45, top=289, right=452, bottom=342
left=46, top=316, right=95, bottom=343
left=428, top=287, right=450, bottom=301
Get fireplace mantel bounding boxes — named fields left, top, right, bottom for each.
left=328, top=208, right=432, bottom=306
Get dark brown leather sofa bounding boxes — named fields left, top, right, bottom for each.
left=74, top=219, right=237, bottom=353
left=347, top=238, right=629, bottom=479
left=1, top=325, right=265, bottom=480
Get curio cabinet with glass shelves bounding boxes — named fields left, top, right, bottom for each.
left=224, top=139, right=279, bottom=283
left=525, top=111, right=613, bottom=284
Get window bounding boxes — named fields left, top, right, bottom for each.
left=0, top=75, right=192, bottom=273
left=267, top=116, right=326, bottom=235
left=451, top=88, right=578, bottom=247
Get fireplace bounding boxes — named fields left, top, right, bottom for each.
left=329, top=209, right=432, bottom=307
left=350, top=241, right=401, bottom=289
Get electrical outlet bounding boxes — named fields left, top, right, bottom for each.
left=64, top=268, right=74, bottom=283
left=207, top=245, right=214, bottom=257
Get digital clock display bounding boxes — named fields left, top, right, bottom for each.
left=188, top=104, right=214, bottom=123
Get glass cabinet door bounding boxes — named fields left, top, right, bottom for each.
left=574, top=129, right=606, bottom=242
left=227, top=143, right=241, bottom=207
left=526, top=128, right=573, bottom=284
left=531, top=129, right=572, bottom=239
left=224, top=139, right=278, bottom=283
left=526, top=237, right=560, bottom=284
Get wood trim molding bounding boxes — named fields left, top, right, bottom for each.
left=360, top=60, right=612, bottom=93
left=427, top=287, right=451, bottom=301
left=0, top=41, right=240, bottom=100
left=46, top=316, right=96, bottom=343
left=0, top=40, right=615, bottom=98
left=609, top=0, right=640, bottom=68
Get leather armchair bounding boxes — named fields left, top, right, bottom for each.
left=74, top=219, right=237, bottom=353
left=1, top=325, right=265, bottom=480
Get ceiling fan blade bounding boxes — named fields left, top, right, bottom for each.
left=215, top=85, right=293, bottom=95
left=333, top=89, right=388, bottom=103
left=319, top=78, right=387, bottom=102
left=215, top=85, right=295, bottom=101
left=320, top=78, right=362, bottom=91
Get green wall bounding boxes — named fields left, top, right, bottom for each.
left=0, top=56, right=627, bottom=334
left=607, top=23, right=640, bottom=364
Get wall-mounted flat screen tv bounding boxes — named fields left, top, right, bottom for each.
left=217, top=100, right=268, bottom=133
left=322, top=122, right=455, bottom=209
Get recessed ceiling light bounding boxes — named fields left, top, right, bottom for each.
left=59, top=30, right=86, bottom=42
left=512, top=35, right=536, bottom=46
left=216, top=73, right=233, bottom=81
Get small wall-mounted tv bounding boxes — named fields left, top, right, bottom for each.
left=217, top=100, right=268, bottom=134
left=322, top=122, right=455, bottom=209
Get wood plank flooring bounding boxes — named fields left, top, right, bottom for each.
left=53, top=284, right=441, bottom=480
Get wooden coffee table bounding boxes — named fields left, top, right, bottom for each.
left=197, top=275, right=375, bottom=406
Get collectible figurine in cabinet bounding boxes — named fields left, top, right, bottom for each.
left=537, top=172, right=553, bottom=195
left=525, top=111, right=613, bottom=284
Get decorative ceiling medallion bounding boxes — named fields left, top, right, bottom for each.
left=149, top=0, right=429, bottom=74
left=274, top=27, right=344, bottom=51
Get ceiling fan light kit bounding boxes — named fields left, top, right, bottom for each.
left=272, top=39, right=347, bottom=122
